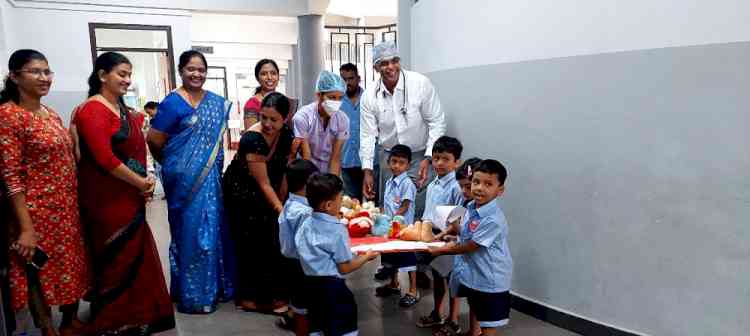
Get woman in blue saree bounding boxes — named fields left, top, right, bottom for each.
left=147, top=50, right=235, bottom=314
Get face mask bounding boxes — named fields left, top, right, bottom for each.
left=322, top=99, right=342, bottom=115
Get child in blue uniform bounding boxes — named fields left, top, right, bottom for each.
left=416, top=136, right=465, bottom=325
left=277, top=159, right=318, bottom=335
left=431, top=157, right=482, bottom=336
left=295, top=173, right=379, bottom=336
left=375, top=145, right=419, bottom=307
left=430, top=160, right=511, bottom=336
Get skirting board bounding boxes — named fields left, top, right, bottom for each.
left=511, top=292, right=648, bottom=336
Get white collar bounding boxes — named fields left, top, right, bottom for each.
left=377, top=70, right=406, bottom=96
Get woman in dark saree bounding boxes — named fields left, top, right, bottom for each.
left=223, top=92, right=297, bottom=313
left=74, top=52, right=174, bottom=335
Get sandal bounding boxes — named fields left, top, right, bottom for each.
left=416, top=310, right=445, bottom=328
left=375, top=284, right=401, bottom=297
left=238, top=301, right=287, bottom=316
left=398, top=293, right=420, bottom=307
left=433, top=320, right=462, bottom=336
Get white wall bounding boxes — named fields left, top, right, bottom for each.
left=202, top=43, right=293, bottom=121
left=12, top=0, right=310, bottom=16
left=0, top=0, right=9, bottom=77
left=191, top=13, right=297, bottom=45
left=2, top=1, right=191, bottom=122
left=409, top=1, right=750, bottom=336
left=191, top=13, right=297, bottom=121
left=412, top=0, right=750, bottom=74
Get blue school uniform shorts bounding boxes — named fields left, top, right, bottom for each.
left=457, top=284, right=510, bottom=328
left=381, top=252, right=417, bottom=272
left=307, top=276, right=358, bottom=336
left=286, top=257, right=311, bottom=315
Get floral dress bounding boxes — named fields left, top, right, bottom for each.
left=0, top=102, right=89, bottom=311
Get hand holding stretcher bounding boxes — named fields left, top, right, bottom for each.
left=350, top=236, right=446, bottom=254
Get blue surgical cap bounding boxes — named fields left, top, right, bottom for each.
left=315, top=70, right=345, bottom=93
left=373, top=40, right=399, bottom=65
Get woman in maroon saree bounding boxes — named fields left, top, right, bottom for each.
left=74, top=52, right=174, bottom=335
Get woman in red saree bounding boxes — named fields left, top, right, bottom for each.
left=74, top=52, right=174, bottom=335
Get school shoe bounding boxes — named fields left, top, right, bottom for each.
left=432, top=320, right=462, bottom=336
left=416, top=310, right=445, bottom=328
left=398, top=293, right=420, bottom=308
left=375, top=284, right=401, bottom=297
left=374, top=266, right=396, bottom=281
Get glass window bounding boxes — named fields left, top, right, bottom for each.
left=94, top=28, right=168, bottom=49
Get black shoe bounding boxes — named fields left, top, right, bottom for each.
left=374, top=266, right=396, bottom=281
left=417, top=271, right=431, bottom=289
left=416, top=310, right=445, bottom=328
left=375, top=284, right=402, bottom=297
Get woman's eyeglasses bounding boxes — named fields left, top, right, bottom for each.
left=16, top=69, right=55, bottom=78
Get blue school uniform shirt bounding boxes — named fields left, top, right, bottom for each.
left=383, top=172, right=417, bottom=224
left=454, top=198, right=512, bottom=293
left=295, top=212, right=353, bottom=277
left=278, top=193, right=313, bottom=259
left=422, top=171, right=464, bottom=223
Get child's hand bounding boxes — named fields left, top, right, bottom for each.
left=428, top=246, right=442, bottom=256
left=442, top=235, right=458, bottom=242
left=364, top=250, right=380, bottom=261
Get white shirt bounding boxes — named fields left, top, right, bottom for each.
left=359, top=69, right=446, bottom=170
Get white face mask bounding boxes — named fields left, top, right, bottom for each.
left=322, top=99, right=342, bottom=115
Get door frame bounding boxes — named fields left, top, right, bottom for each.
left=88, top=23, right=177, bottom=90
left=207, top=66, right=229, bottom=99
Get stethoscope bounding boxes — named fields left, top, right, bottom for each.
left=377, top=70, right=409, bottom=115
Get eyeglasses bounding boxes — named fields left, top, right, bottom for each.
left=16, top=69, right=55, bottom=78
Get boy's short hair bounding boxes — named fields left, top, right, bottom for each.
left=287, top=159, right=319, bottom=193
left=306, top=173, right=344, bottom=210
left=432, top=136, right=463, bottom=160
left=475, top=159, right=508, bottom=185
left=389, top=144, right=412, bottom=163
left=144, top=101, right=159, bottom=110
left=456, top=157, right=482, bottom=180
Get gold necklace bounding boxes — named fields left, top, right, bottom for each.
left=182, top=88, right=204, bottom=108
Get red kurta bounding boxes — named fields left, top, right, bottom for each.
left=0, top=102, right=89, bottom=311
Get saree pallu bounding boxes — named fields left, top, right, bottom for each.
left=158, top=91, right=235, bottom=313
left=76, top=100, right=174, bottom=334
